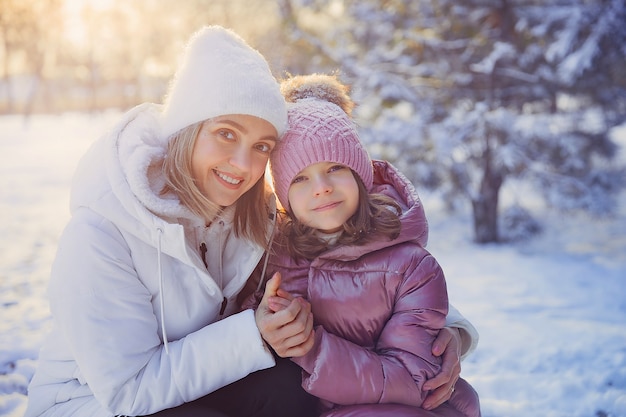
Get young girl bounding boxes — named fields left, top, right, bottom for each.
left=246, top=74, right=481, bottom=417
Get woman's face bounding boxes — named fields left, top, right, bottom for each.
left=288, top=162, right=360, bottom=233
left=191, top=114, right=277, bottom=207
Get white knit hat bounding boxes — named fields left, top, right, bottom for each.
left=160, top=26, right=287, bottom=140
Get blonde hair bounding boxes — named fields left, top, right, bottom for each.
left=278, top=171, right=402, bottom=260
left=162, top=122, right=272, bottom=248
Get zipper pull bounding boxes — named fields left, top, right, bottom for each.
left=199, top=242, right=208, bottom=268
left=200, top=241, right=226, bottom=315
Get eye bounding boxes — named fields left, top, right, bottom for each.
left=254, top=142, right=274, bottom=154
left=217, top=129, right=235, bottom=141
left=291, top=175, right=307, bottom=184
left=328, top=164, right=346, bottom=173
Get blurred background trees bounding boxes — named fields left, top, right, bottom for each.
left=1, top=0, right=624, bottom=243
left=0, top=0, right=285, bottom=114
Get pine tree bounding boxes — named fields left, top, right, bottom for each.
left=278, top=0, right=626, bottom=243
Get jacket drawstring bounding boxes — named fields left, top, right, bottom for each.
left=156, top=228, right=169, bottom=354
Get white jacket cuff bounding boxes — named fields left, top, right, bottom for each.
left=446, top=304, right=479, bottom=361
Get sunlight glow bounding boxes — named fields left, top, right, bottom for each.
left=63, top=0, right=116, bottom=47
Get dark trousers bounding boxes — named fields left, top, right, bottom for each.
left=140, top=357, right=317, bottom=417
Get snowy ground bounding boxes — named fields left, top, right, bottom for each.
left=1, top=113, right=625, bottom=417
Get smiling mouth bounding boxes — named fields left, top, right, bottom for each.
left=214, top=170, right=243, bottom=185
left=313, top=201, right=341, bottom=211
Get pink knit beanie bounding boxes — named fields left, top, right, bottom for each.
left=270, top=74, right=373, bottom=212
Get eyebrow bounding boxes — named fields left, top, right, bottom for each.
left=217, top=119, right=247, bottom=133
left=214, top=119, right=277, bottom=142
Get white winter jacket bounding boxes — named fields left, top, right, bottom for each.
left=25, top=104, right=276, bottom=417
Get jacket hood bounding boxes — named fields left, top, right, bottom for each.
left=318, top=159, right=428, bottom=262
left=68, top=103, right=276, bottom=353
left=69, top=103, right=205, bottom=261
left=371, top=159, right=428, bottom=246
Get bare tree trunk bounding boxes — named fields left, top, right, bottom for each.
left=23, top=62, right=44, bottom=119
left=472, top=145, right=503, bottom=243
left=88, top=53, right=99, bottom=113
left=1, top=37, right=15, bottom=113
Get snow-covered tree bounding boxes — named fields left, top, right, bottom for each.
left=278, top=0, right=626, bottom=243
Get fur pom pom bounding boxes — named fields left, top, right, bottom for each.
left=280, top=73, right=354, bottom=116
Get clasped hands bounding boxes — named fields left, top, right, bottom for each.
left=254, top=272, right=315, bottom=358
left=254, top=272, right=462, bottom=409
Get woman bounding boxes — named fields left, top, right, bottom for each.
left=25, top=26, right=315, bottom=417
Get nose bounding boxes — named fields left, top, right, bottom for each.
left=313, top=175, right=332, bottom=196
left=228, top=146, right=251, bottom=173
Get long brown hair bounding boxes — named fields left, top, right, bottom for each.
left=162, top=121, right=272, bottom=248
left=279, top=170, right=402, bottom=260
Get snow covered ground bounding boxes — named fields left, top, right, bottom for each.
left=1, top=113, right=625, bottom=417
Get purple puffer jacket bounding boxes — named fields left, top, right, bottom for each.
left=246, top=160, right=480, bottom=417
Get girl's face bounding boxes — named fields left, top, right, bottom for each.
left=192, top=114, right=277, bottom=207
left=288, top=162, right=359, bottom=233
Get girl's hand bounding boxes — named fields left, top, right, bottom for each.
left=268, top=288, right=294, bottom=312
left=422, top=327, right=462, bottom=410
left=255, top=272, right=315, bottom=357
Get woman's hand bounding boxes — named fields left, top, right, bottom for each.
left=422, top=327, right=462, bottom=410
left=254, top=272, right=315, bottom=358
